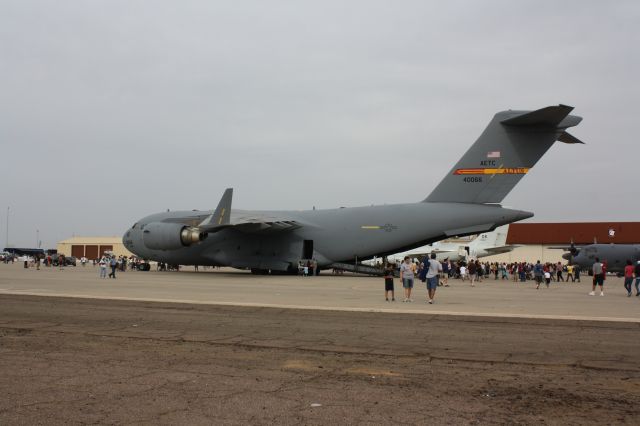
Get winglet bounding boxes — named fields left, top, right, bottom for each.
left=200, top=188, right=233, bottom=228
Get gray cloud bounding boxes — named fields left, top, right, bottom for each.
left=1, top=0, right=639, bottom=248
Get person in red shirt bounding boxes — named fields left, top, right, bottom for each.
left=624, top=260, right=634, bottom=297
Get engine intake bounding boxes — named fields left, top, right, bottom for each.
left=142, top=222, right=208, bottom=250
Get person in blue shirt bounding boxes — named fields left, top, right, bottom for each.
left=533, top=260, right=544, bottom=289
left=108, top=256, right=117, bottom=279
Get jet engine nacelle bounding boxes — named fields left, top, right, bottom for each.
left=142, top=222, right=208, bottom=250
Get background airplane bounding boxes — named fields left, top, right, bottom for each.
left=384, top=225, right=514, bottom=263
left=561, top=242, right=640, bottom=274
left=123, top=105, right=583, bottom=274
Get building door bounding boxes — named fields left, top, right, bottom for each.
left=85, top=245, right=98, bottom=260
left=99, top=245, right=113, bottom=256
left=71, top=245, right=85, bottom=258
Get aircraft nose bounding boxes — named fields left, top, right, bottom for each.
left=562, top=252, right=572, bottom=261
left=122, top=229, right=134, bottom=252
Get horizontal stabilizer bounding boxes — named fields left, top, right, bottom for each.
left=558, top=131, right=585, bottom=144
left=501, top=105, right=574, bottom=127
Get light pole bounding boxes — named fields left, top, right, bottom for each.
left=5, top=206, right=8, bottom=249
left=36, top=229, right=40, bottom=248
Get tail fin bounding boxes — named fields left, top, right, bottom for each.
left=471, top=225, right=508, bottom=250
left=424, top=105, right=583, bottom=204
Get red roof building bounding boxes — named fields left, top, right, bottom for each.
left=506, top=222, right=640, bottom=245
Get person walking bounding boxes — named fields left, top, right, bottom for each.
left=441, top=259, right=449, bottom=287
left=589, top=257, right=605, bottom=296
left=574, top=265, right=581, bottom=282
left=501, top=263, right=509, bottom=280
left=468, top=260, right=477, bottom=287
left=556, top=262, right=564, bottom=282
left=99, top=257, right=107, bottom=278
left=518, top=263, right=527, bottom=282
left=623, top=260, right=634, bottom=297
left=400, top=256, right=415, bottom=302
left=566, top=264, right=575, bottom=282
left=533, top=261, right=544, bottom=289
left=425, top=253, right=443, bottom=304
left=383, top=263, right=395, bottom=302
left=108, top=256, right=117, bottom=279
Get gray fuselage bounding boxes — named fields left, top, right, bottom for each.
left=123, top=202, right=531, bottom=271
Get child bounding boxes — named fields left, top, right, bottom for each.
left=99, top=257, right=107, bottom=279
left=384, top=264, right=395, bottom=301
left=544, top=271, right=551, bottom=288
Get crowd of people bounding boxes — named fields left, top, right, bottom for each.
left=7, top=251, right=640, bottom=301
left=6, top=252, right=153, bottom=278
left=381, top=256, right=640, bottom=304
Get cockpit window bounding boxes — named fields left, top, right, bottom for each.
left=132, top=223, right=138, bottom=229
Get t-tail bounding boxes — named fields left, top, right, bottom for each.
left=470, top=225, right=509, bottom=250
left=424, top=105, right=583, bottom=204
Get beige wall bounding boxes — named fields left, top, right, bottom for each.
left=56, top=238, right=132, bottom=258
left=481, top=245, right=565, bottom=264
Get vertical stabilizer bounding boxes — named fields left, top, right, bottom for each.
left=424, top=105, right=583, bottom=204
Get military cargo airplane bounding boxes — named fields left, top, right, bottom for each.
left=123, top=105, right=584, bottom=274
left=562, top=243, right=640, bottom=274
left=385, top=225, right=515, bottom=263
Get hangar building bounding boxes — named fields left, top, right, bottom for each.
left=482, top=222, right=640, bottom=263
left=56, top=237, right=132, bottom=259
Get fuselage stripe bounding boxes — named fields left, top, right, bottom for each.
left=454, top=167, right=529, bottom=175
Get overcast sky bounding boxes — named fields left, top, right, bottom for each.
left=1, top=0, right=639, bottom=249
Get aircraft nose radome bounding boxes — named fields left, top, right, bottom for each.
left=122, top=230, right=133, bottom=251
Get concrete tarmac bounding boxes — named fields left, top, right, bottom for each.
left=1, top=263, right=639, bottom=322
left=1, top=263, right=639, bottom=424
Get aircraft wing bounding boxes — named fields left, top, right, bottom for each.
left=547, top=245, right=587, bottom=250
left=428, top=249, right=456, bottom=255
left=198, top=188, right=303, bottom=234
left=221, top=213, right=303, bottom=234
left=483, top=245, right=518, bottom=254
